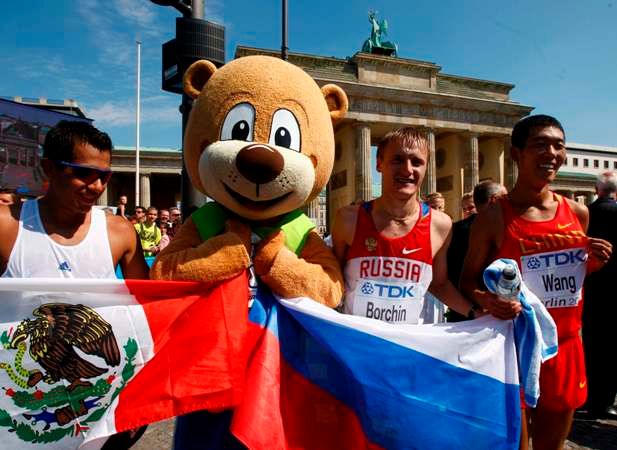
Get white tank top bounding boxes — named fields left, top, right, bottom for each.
left=2, top=200, right=116, bottom=279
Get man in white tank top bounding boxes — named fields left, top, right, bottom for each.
left=0, top=120, right=148, bottom=448
left=0, top=120, right=148, bottom=280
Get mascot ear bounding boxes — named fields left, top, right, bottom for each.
left=321, top=84, right=348, bottom=123
left=183, top=60, right=218, bottom=99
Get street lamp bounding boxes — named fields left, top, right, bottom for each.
left=149, top=0, right=225, bottom=216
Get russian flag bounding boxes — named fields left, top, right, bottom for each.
left=231, top=288, right=521, bottom=450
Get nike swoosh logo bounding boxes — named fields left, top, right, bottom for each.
left=579, top=380, right=586, bottom=389
left=557, top=222, right=573, bottom=230
left=402, top=248, right=422, bottom=255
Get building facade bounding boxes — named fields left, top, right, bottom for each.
left=236, top=46, right=533, bottom=224
left=552, top=143, right=617, bottom=204
left=99, top=146, right=182, bottom=212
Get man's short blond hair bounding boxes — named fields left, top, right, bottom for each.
left=377, top=127, right=429, bottom=160
left=426, top=192, right=443, bottom=201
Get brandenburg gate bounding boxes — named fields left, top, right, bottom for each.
left=236, top=46, right=533, bottom=225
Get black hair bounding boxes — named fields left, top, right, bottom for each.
left=135, top=205, right=145, bottom=212
left=43, top=120, right=112, bottom=162
left=511, top=114, right=565, bottom=149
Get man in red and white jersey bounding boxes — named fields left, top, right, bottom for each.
left=460, top=115, right=612, bottom=450
left=332, top=127, right=481, bottom=324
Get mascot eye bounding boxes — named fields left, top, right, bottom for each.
left=221, top=103, right=255, bottom=141
left=268, top=109, right=300, bottom=151
left=232, top=121, right=250, bottom=140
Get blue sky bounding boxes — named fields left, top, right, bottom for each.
left=2, top=0, right=616, bottom=149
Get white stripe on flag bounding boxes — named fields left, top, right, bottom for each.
left=280, top=296, right=519, bottom=385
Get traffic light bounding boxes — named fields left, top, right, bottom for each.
left=161, top=17, right=225, bottom=94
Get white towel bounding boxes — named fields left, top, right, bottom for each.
left=483, top=258, right=558, bottom=407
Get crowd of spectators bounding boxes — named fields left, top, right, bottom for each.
left=114, top=199, right=183, bottom=257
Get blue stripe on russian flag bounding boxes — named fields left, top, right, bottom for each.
left=273, top=297, right=520, bottom=449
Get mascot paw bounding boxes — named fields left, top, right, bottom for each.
left=254, top=230, right=286, bottom=275
left=225, top=218, right=252, bottom=253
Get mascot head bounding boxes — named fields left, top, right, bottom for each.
left=182, top=55, right=348, bottom=221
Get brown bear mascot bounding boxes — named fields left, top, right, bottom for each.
left=150, top=55, right=348, bottom=448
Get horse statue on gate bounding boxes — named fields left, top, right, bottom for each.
left=361, top=11, right=398, bottom=57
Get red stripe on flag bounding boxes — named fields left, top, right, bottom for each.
left=231, top=322, right=285, bottom=448
left=280, top=361, right=382, bottom=450
left=231, top=323, right=380, bottom=450
left=113, top=274, right=250, bottom=431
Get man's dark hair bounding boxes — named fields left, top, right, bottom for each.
left=43, top=120, right=112, bottom=162
left=511, top=114, right=565, bottom=149
left=135, top=205, right=145, bottom=212
left=473, top=180, right=503, bottom=207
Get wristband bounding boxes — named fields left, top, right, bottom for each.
left=467, top=303, right=483, bottom=320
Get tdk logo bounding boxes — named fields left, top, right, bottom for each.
left=527, top=257, right=541, bottom=270
left=526, top=250, right=586, bottom=270
left=58, top=261, right=71, bottom=272
left=361, top=281, right=415, bottom=299
left=360, top=282, right=375, bottom=295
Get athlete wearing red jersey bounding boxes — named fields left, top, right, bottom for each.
left=460, top=115, right=612, bottom=450
left=333, top=127, right=477, bottom=324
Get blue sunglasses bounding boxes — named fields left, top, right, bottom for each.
left=56, top=160, right=113, bottom=184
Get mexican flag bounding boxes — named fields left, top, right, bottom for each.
left=0, top=275, right=250, bottom=449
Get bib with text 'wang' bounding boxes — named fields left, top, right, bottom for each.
left=496, top=194, right=588, bottom=339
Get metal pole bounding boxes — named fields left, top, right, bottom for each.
left=179, top=0, right=207, bottom=216
left=281, top=0, right=288, bottom=60
left=192, top=0, right=204, bottom=19
left=135, top=40, right=141, bottom=208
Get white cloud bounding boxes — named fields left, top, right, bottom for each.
left=76, top=0, right=165, bottom=69
left=205, top=0, right=225, bottom=25
left=113, top=0, right=157, bottom=28
left=88, top=102, right=134, bottom=126
left=88, top=96, right=179, bottom=126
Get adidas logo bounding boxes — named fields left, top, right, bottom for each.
left=58, top=261, right=72, bottom=272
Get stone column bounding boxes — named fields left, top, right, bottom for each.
left=304, top=197, right=320, bottom=224
left=586, top=192, right=596, bottom=205
left=503, top=136, right=518, bottom=190
left=96, top=188, right=108, bottom=206
left=139, top=173, right=151, bottom=207
left=355, top=123, right=372, bottom=201
left=464, top=133, right=479, bottom=193
left=423, top=128, right=437, bottom=196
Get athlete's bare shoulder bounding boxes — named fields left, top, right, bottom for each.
left=333, top=204, right=360, bottom=246
left=106, top=214, right=138, bottom=249
left=332, top=204, right=360, bottom=266
left=471, top=199, right=504, bottom=247
left=430, top=208, right=452, bottom=238
left=0, top=203, right=22, bottom=234
left=477, top=200, right=503, bottom=231
left=564, top=196, right=589, bottom=232
left=0, top=203, right=23, bottom=272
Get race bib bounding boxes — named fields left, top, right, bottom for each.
left=521, top=247, right=587, bottom=309
left=351, top=279, right=424, bottom=324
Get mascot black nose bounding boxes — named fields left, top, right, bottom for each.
left=236, top=144, right=284, bottom=184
